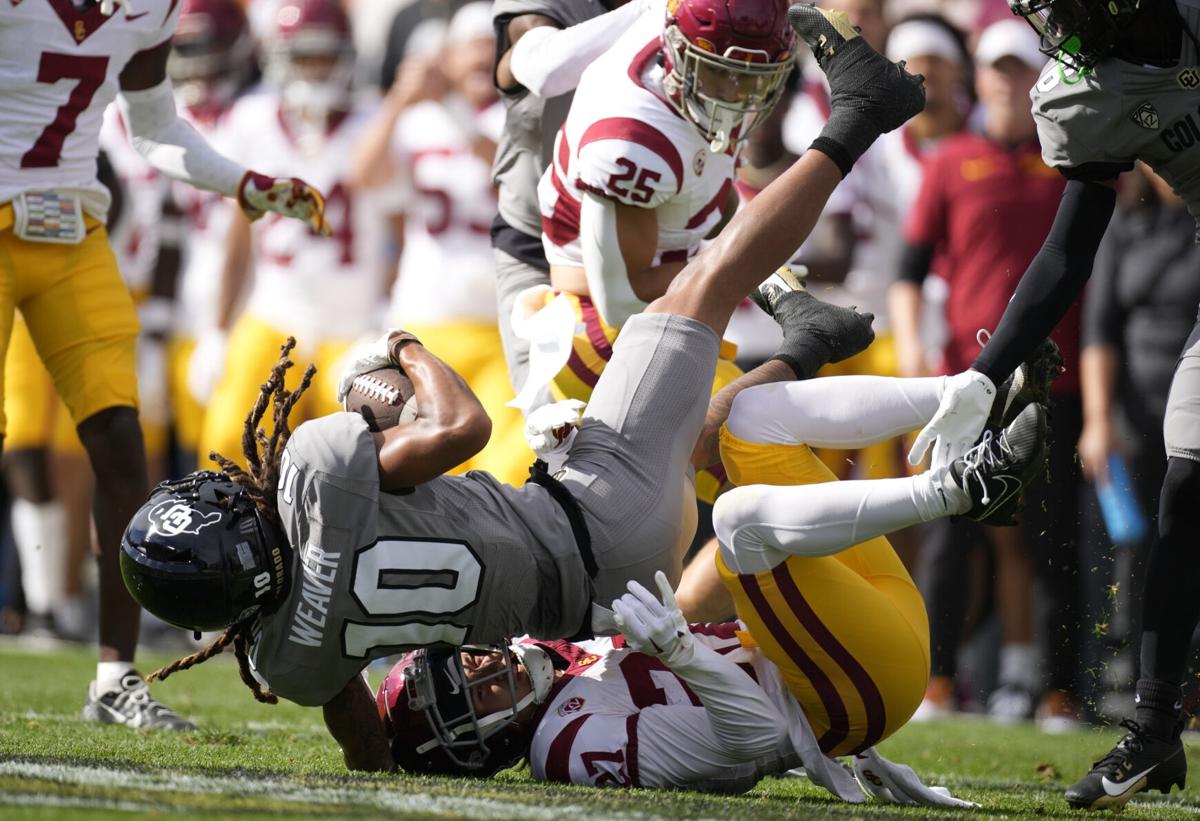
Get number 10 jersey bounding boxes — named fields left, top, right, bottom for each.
left=249, top=412, right=589, bottom=707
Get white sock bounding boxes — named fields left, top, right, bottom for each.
left=96, top=661, right=137, bottom=692
left=999, top=643, right=1039, bottom=691
left=726, top=375, right=945, bottom=448
left=11, top=499, right=68, bottom=615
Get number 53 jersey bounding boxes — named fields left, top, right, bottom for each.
left=0, top=0, right=182, bottom=220
left=249, top=412, right=589, bottom=707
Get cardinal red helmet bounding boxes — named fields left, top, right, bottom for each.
left=168, top=0, right=255, bottom=118
left=661, top=0, right=796, bottom=152
left=376, top=646, right=536, bottom=776
left=267, top=0, right=356, bottom=121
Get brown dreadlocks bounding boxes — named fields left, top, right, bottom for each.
left=147, top=337, right=315, bottom=704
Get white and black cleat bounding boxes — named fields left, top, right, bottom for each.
left=949, top=403, right=1049, bottom=526
left=82, top=671, right=196, bottom=731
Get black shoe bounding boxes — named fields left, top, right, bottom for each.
left=986, top=336, right=1064, bottom=430
left=1065, top=719, right=1186, bottom=810
left=949, top=403, right=1048, bottom=525
left=82, top=671, right=196, bottom=731
left=752, top=268, right=875, bottom=373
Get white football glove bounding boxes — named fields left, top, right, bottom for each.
left=98, top=0, right=132, bottom=15
left=852, top=748, right=979, bottom=808
left=335, top=332, right=395, bottom=404
left=524, top=399, right=585, bottom=458
left=908, top=370, right=996, bottom=467
left=187, top=328, right=228, bottom=405
left=237, top=172, right=330, bottom=236
left=611, top=571, right=693, bottom=667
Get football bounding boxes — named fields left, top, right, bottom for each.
left=342, top=366, right=418, bottom=432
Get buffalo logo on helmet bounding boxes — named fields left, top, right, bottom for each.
left=147, top=500, right=222, bottom=537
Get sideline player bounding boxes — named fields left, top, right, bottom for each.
left=907, top=0, right=1200, bottom=807
left=196, top=0, right=394, bottom=469
left=377, top=575, right=975, bottom=809
left=0, top=0, right=327, bottom=728
left=119, top=3, right=927, bottom=763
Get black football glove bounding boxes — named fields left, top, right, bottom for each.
left=770, top=290, right=876, bottom=378
left=788, top=4, right=926, bottom=175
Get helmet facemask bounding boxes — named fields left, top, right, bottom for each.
left=663, top=25, right=794, bottom=153
left=268, top=30, right=355, bottom=129
left=401, top=645, right=541, bottom=772
left=1010, top=0, right=1135, bottom=69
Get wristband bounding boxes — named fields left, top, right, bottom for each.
left=809, top=136, right=855, bottom=178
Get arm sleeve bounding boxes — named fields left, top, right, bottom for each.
left=509, top=2, right=645, bottom=98
left=579, top=192, right=646, bottom=328
left=972, top=179, right=1117, bottom=383
left=118, top=79, right=245, bottom=197
left=1082, top=216, right=1123, bottom=349
left=896, top=242, right=933, bottom=285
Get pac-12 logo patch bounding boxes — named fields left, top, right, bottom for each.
left=557, top=697, right=586, bottom=716
left=1131, top=102, right=1160, bottom=130
left=1179, top=68, right=1200, bottom=89
left=148, top=500, right=221, bottom=537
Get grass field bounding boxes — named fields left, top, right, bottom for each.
left=3, top=640, right=1199, bottom=820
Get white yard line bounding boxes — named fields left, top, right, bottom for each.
left=0, top=760, right=701, bottom=821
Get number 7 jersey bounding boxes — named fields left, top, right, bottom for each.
left=0, top=0, right=182, bottom=220
left=249, top=413, right=591, bottom=707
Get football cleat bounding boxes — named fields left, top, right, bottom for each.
left=985, top=335, right=1064, bottom=430
left=750, top=265, right=808, bottom=316
left=82, top=672, right=196, bottom=731
left=949, top=403, right=1049, bottom=525
left=986, top=683, right=1035, bottom=724
left=1064, top=719, right=1186, bottom=810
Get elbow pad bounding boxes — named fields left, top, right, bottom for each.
left=119, top=79, right=244, bottom=197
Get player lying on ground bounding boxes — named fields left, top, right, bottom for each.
left=1, top=0, right=327, bottom=731
left=896, top=0, right=1200, bottom=807
left=378, top=573, right=976, bottom=808
left=118, top=3, right=941, bottom=769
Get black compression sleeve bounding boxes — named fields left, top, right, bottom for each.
left=897, top=242, right=934, bottom=285
left=971, top=179, right=1117, bottom=383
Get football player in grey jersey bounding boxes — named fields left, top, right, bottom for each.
left=908, top=0, right=1200, bottom=809
left=118, top=4, right=924, bottom=775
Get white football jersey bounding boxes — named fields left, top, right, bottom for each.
left=98, top=106, right=167, bottom=295
left=221, top=93, right=392, bottom=341
left=537, top=10, right=737, bottom=269
left=168, top=101, right=238, bottom=339
left=527, top=626, right=807, bottom=793
left=388, top=98, right=503, bottom=326
left=0, top=0, right=182, bottom=220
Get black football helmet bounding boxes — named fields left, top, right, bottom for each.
left=1009, top=0, right=1139, bottom=69
left=376, top=645, right=541, bottom=776
left=120, top=472, right=292, bottom=632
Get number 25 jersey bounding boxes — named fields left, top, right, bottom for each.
left=249, top=412, right=589, bottom=706
left=0, top=0, right=182, bottom=220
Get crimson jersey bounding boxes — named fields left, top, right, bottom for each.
left=527, top=625, right=816, bottom=794
left=0, top=0, right=182, bottom=220
left=537, top=8, right=737, bottom=270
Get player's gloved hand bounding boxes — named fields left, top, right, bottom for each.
left=525, top=399, right=585, bottom=464
left=908, top=370, right=995, bottom=467
left=335, top=330, right=421, bottom=404
left=788, top=4, right=925, bottom=175
left=187, top=327, right=228, bottom=404
left=98, top=0, right=132, bottom=15
left=237, top=172, right=330, bottom=236
left=611, top=571, right=693, bottom=667
left=853, top=748, right=980, bottom=808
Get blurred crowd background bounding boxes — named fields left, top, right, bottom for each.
left=2, top=0, right=1198, bottom=738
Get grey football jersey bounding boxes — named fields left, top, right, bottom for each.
left=249, top=413, right=587, bottom=706
left=1031, top=0, right=1200, bottom=237
left=492, top=0, right=605, bottom=238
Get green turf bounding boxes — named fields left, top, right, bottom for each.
left=2, top=641, right=1198, bottom=820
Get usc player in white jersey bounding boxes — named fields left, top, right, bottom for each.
left=529, top=0, right=795, bottom=503
left=351, top=3, right=532, bottom=486
left=377, top=574, right=973, bottom=808
left=163, top=0, right=257, bottom=466
left=0, top=0, right=327, bottom=728
left=196, top=0, right=395, bottom=470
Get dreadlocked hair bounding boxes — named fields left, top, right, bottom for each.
left=147, top=337, right=314, bottom=705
